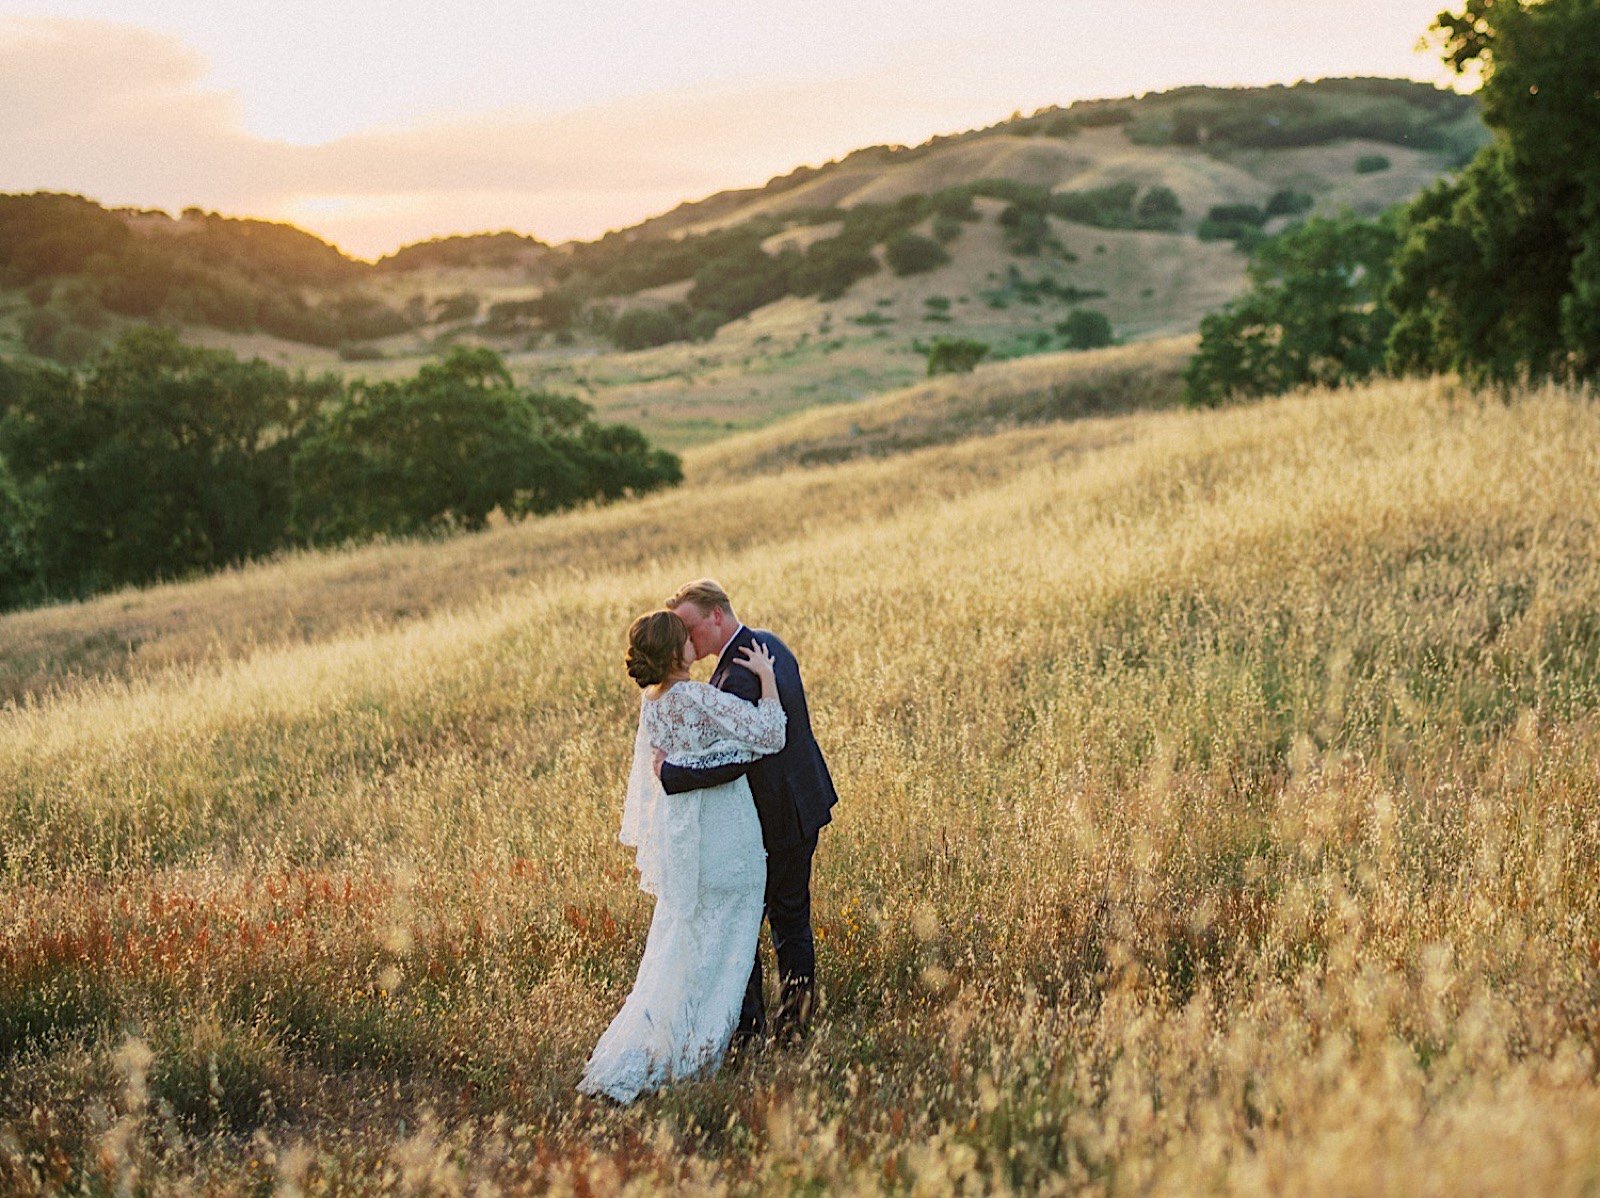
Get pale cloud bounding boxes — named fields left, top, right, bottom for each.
left=0, top=17, right=999, bottom=256
left=1, top=20, right=295, bottom=207
left=0, top=10, right=1451, bottom=258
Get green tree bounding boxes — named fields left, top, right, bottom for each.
left=999, top=204, right=1052, bottom=255
left=1135, top=186, right=1183, bottom=231
left=0, top=452, right=41, bottom=610
left=884, top=232, right=950, bottom=276
left=1387, top=0, right=1600, bottom=382
left=290, top=347, right=679, bottom=543
left=688, top=245, right=795, bottom=319
left=611, top=305, right=691, bottom=350
left=21, top=307, right=100, bottom=364
left=432, top=292, right=481, bottom=323
left=790, top=237, right=880, bottom=301
left=0, top=328, right=334, bottom=597
left=1265, top=189, right=1315, bottom=217
left=1386, top=142, right=1567, bottom=381
left=926, top=338, right=990, bottom=376
left=687, top=310, right=724, bottom=342
left=1185, top=215, right=1399, bottom=406
left=1198, top=203, right=1269, bottom=243
left=1057, top=309, right=1115, bottom=350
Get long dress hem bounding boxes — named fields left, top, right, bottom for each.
left=577, top=686, right=784, bottom=1104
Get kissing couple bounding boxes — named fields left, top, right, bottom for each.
left=579, top=579, right=840, bottom=1104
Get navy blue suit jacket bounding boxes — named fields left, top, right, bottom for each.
left=659, top=626, right=838, bottom=851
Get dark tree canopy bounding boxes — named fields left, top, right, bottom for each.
left=291, top=348, right=682, bottom=543
left=0, top=336, right=680, bottom=611
left=885, top=232, right=951, bottom=276
left=1186, top=215, right=1399, bottom=405
left=1387, top=0, right=1600, bottom=383
left=0, top=452, right=40, bottom=611
left=1190, top=1, right=1599, bottom=400
left=926, top=338, right=991, bottom=376
left=0, top=328, right=335, bottom=598
left=1057, top=309, right=1116, bottom=351
left=611, top=305, right=694, bottom=351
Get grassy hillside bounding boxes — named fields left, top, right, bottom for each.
left=1, top=79, right=1481, bottom=448
left=3, top=367, right=1600, bottom=1191
left=0, top=342, right=1179, bottom=707
left=688, top=335, right=1194, bottom=480
left=635, top=78, right=1483, bottom=239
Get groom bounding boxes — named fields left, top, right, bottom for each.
left=657, top=579, right=838, bottom=1048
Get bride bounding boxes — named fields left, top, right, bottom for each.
left=579, top=608, right=786, bottom=1103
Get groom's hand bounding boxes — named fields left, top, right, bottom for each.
left=652, top=747, right=667, bottom=776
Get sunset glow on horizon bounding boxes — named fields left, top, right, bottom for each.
left=1, top=1, right=1458, bottom=258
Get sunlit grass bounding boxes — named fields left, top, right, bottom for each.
left=2, top=372, right=1600, bottom=1192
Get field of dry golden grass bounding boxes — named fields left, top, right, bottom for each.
left=2, top=366, right=1600, bottom=1193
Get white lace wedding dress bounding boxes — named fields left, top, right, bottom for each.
left=578, top=681, right=786, bottom=1103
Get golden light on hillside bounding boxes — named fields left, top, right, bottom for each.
left=4, top=358, right=1600, bottom=1187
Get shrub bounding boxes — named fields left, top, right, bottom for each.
left=688, top=310, right=724, bottom=342
left=610, top=305, right=690, bottom=351
left=791, top=238, right=879, bottom=301
left=432, top=292, right=481, bottom=323
left=529, top=287, right=584, bottom=331
left=1265, top=189, right=1315, bottom=217
left=999, top=205, right=1052, bottom=256
left=1207, top=204, right=1268, bottom=226
left=925, top=337, right=990, bottom=376
left=318, top=294, right=412, bottom=342
left=688, top=246, right=795, bottom=318
left=932, top=214, right=965, bottom=243
left=885, top=232, right=950, bottom=276
left=1356, top=154, right=1392, bottom=174
left=1050, top=183, right=1139, bottom=229
left=1199, top=204, right=1271, bottom=243
left=21, top=307, right=101, bottom=365
left=1057, top=308, right=1115, bottom=350
left=1135, top=186, right=1184, bottom=231
left=930, top=189, right=980, bottom=221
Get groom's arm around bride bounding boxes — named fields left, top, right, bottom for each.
left=657, top=580, right=839, bottom=1044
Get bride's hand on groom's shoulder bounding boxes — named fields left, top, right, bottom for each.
left=735, top=642, right=776, bottom=682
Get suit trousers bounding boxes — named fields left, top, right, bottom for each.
left=737, top=831, right=818, bottom=1041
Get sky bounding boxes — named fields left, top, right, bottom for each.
left=0, top=1, right=1459, bottom=259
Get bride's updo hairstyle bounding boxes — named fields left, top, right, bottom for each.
left=626, top=609, right=688, bottom=688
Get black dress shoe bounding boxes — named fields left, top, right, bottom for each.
left=771, top=984, right=816, bottom=1048
left=726, top=1031, right=766, bottom=1070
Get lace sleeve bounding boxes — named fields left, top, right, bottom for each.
left=685, top=684, right=787, bottom=755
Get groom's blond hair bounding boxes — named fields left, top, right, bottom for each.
left=668, top=578, right=733, bottom=615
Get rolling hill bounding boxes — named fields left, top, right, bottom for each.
left=1, top=350, right=1597, bottom=1189
left=1, top=78, right=1482, bottom=447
